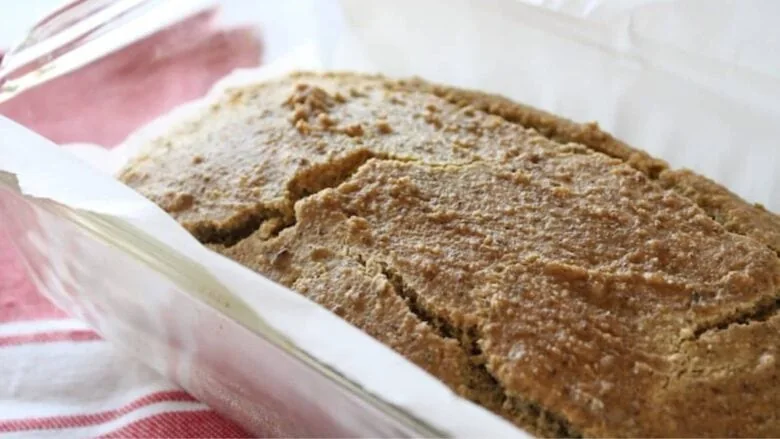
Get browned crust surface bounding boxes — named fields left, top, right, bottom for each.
left=120, top=72, right=780, bottom=437
left=407, top=80, right=780, bottom=254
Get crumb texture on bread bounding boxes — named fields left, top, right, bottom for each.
left=120, top=72, right=780, bottom=437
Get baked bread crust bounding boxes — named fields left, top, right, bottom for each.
left=411, top=81, right=780, bottom=254
left=120, top=72, right=780, bottom=437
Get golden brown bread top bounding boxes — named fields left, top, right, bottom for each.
left=119, top=73, right=551, bottom=243
left=220, top=158, right=779, bottom=437
left=408, top=80, right=780, bottom=254
left=120, top=72, right=780, bottom=253
left=120, top=71, right=780, bottom=437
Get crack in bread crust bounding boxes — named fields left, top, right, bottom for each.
left=200, top=150, right=381, bottom=246
left=191, top=204, right=290, bottom=246
left=377, top=262, right=582, bottom=438
left=693, top=297, right=780, bottom=338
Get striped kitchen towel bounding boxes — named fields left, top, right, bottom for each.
left=0, top=230, right=249, bottom=438
left=0, top=6, right=263, bottom=436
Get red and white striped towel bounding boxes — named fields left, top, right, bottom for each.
left=0, top=230, right=249, bottom=438
left=0, top=9, right=263, bottom=437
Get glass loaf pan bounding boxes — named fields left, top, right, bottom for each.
left=2, top=0, right=780, bottom=437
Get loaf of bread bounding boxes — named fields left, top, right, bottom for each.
left=119, top=72, right=780, bottom=437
